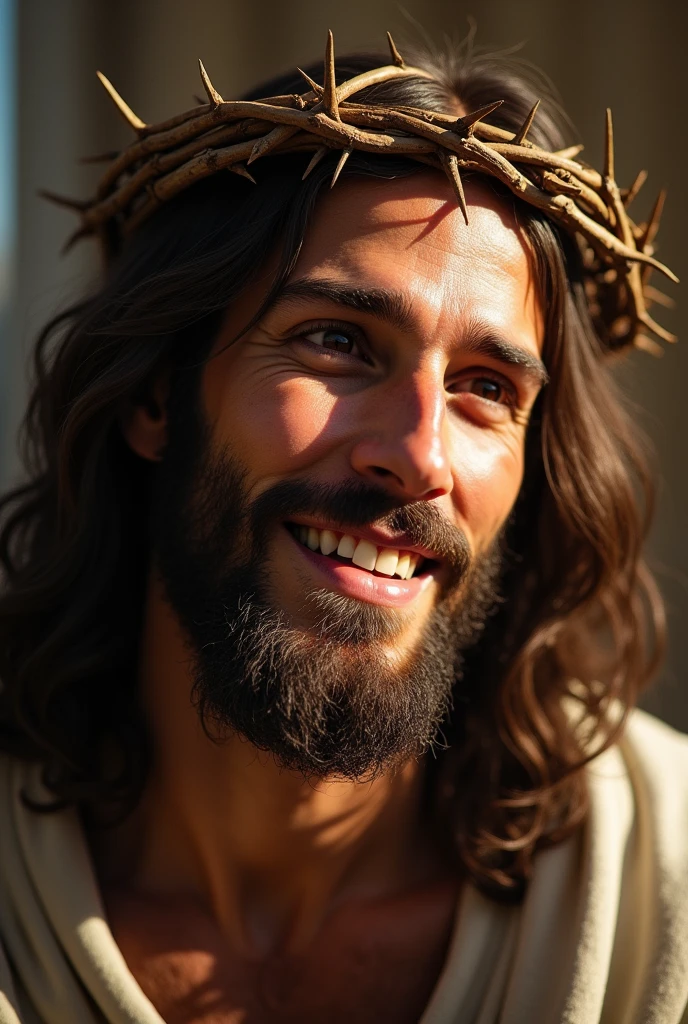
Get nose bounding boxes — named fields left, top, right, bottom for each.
left=349, top=370, right=453, bottom=501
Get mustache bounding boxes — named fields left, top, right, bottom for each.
left=248, top=478, right=471, bottom=585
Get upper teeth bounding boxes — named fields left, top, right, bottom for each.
left=296, top=526, right=419, bottom=579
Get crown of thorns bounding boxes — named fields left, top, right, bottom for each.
left=46, top=31, right=678, bottom=355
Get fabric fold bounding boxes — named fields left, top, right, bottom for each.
left=1, top=707, right=688, bottom=1024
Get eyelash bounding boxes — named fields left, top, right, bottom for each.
left=448, top=371, right=519, bottom=410
left=290, top=320, right=519, bottom=409
left=293, top=320, right=371, bottom=362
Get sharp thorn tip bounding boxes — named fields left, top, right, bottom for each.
left=386, top=31, right=406, bottom=68
left=96, top=70, right=146, bottom=131
left=330, top=146, right=352, bottom=188
left=513, top=99, right=540, bottom=146
left=198, top=58, right=223, bottom=107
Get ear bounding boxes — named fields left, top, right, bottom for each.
left=120, top=372, right=170, bottom=462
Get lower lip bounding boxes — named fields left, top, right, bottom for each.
left=287, top=530, right=435, bottom=607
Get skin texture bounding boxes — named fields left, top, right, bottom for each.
left=105, top=173, right=545, bottom=1023
left=200, top=174, right=544, bottom=653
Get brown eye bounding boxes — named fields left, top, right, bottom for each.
left=454, top=377, right=507, bottom=403
left=471, top=378, right=503, bottom=402
left=302, top=328, right=360, bottom=355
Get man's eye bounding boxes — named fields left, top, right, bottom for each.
left=453, top=376, right=512, bottom=404
left=301, top=327, right=360, bottom=356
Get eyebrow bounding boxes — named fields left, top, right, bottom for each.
left=273, top=278, right=416, bottom=334
left=461, top=334, right=549, bottom=388
left=271, top=277, right=548, bottom=388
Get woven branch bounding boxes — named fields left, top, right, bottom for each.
left=49, top=30, right=678, bottom=355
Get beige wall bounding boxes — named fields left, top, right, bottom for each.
left=5, top=0, right=687, bottom=725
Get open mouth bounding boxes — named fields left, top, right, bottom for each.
left=286, top=522, right=433, bottom=580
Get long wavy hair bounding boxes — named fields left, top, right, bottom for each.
left=0, top=42, right=665, bottom=901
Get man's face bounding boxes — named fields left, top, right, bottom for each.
left=152, top=173, right=545, bottom=778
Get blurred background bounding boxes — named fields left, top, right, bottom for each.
left=0, top=0, right=686, bottom=726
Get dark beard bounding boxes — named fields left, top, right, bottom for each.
left=150, top=388, right=503, bottom=781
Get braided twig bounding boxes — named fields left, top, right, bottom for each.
left=44, top=30, right=678, bottom=355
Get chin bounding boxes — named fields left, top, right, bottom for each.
left=296, top=586, right=429, bottom=646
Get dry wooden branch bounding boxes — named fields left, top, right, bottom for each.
left=513, top=100, right=540, bottom=146
left=229, top=163, right=256, bottom=183
left=96, top=72, right=146, bottom=132
left=198, top=60, right=223, bottom=107
left=248, top=124, right=300, bottom=164
left=323, top=30, right=340, bottom=122
left=48, top=31, right=677, bottom=356
left=644, top=285, right=675, bottom=309
left=440, top=152, right=469, bottom=225
left=604, top=108, right=615, bottom=183
left=387, top=32, right=406, bottom=69
left=38, top=190, right=89, bottom=212
left=456, top=100, right=504, bottom=137
left=331, top=146, right=353, bottom=187
left=302, top=146, right=329, bottom=180
left=296, top=68, right=323, bottom=97
left=640, top=189, right=667, bottom=252
left=622, top=169, right=647, bottom=209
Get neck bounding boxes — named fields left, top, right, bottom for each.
left=93, top=573, right=439, bottom=955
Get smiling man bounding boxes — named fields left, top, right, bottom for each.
left=0, top=38, right=687, bottom=1024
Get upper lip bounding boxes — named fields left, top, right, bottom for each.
left=285, top=517, right=442, bottom=564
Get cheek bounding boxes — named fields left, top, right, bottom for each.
left=449, top=425, right=525, bottom=546
left=209, top=378, right=340, bottom=475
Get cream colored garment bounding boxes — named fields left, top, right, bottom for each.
left=1, top=707, right=688, bottom=1024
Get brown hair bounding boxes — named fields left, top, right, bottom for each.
left=0, top=43, right=664, bottom=901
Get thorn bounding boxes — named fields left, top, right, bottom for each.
left=644, top=284, right=675, bottom=310
left=553, top=143, right=584, bottom=160
left=634, top=333, right=664, bottom=357
left=229, top=163, right=256, bottom=183
left=302, top=146, right=328, bottom=180
left=61, top=226, right=91, bottom=254
left=604, top=108, right=614, bottom=182
left=296, top=67, right=323, bottom=97
left=38, top=189, right=89, bottom=213
left=540, top=169, right=581, bottom=196
left=198, top=59, right=223, bottom=107
left=455, top=99, right=503, bottom=137
left=78, top=150, right=120, bottom=164
left=247, top=124, right=297, bottom=165
left=330, top=146, right=352, bottom=188
left=322, top=30, right=340, bottom=121
left=640, top=188, right=667, bottom=251
left=96, top=71, right=146, bottom=132
left=640, top=309, right=676, bottom=343
left=622, top=168, right=647, bottom=208
left=441, top=153, right=469, bottom=225
left=512, top=100, right=540, bottom=146
left=386, top=32, right=406, bottom=68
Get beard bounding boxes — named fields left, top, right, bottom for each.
left=149, top=388, right=503, bottom=781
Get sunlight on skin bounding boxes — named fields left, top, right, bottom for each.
left=105, top=173, right=547, bottom=966
left=202, top=174, right=545, bottom=664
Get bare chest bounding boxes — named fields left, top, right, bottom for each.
left=105, top=885, right=459, bottom=1024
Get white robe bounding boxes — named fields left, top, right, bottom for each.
left=1, top=707, right=687, bottom=1024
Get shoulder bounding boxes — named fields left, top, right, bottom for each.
left=575, top=706, right=688, bottom=911
left=581, top=703, right=688, bottom=802
left=607, top=710, right=688, bottom=1019
left=619, top=706, right=688, bottom=801
left=611, top=708, right=688, bottom=863
left=623, top=704, right=688, bottom=753
left=588, top=706, right=688, bottom=829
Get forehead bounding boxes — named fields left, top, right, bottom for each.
left=291, top=172, right=543, bottom=350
